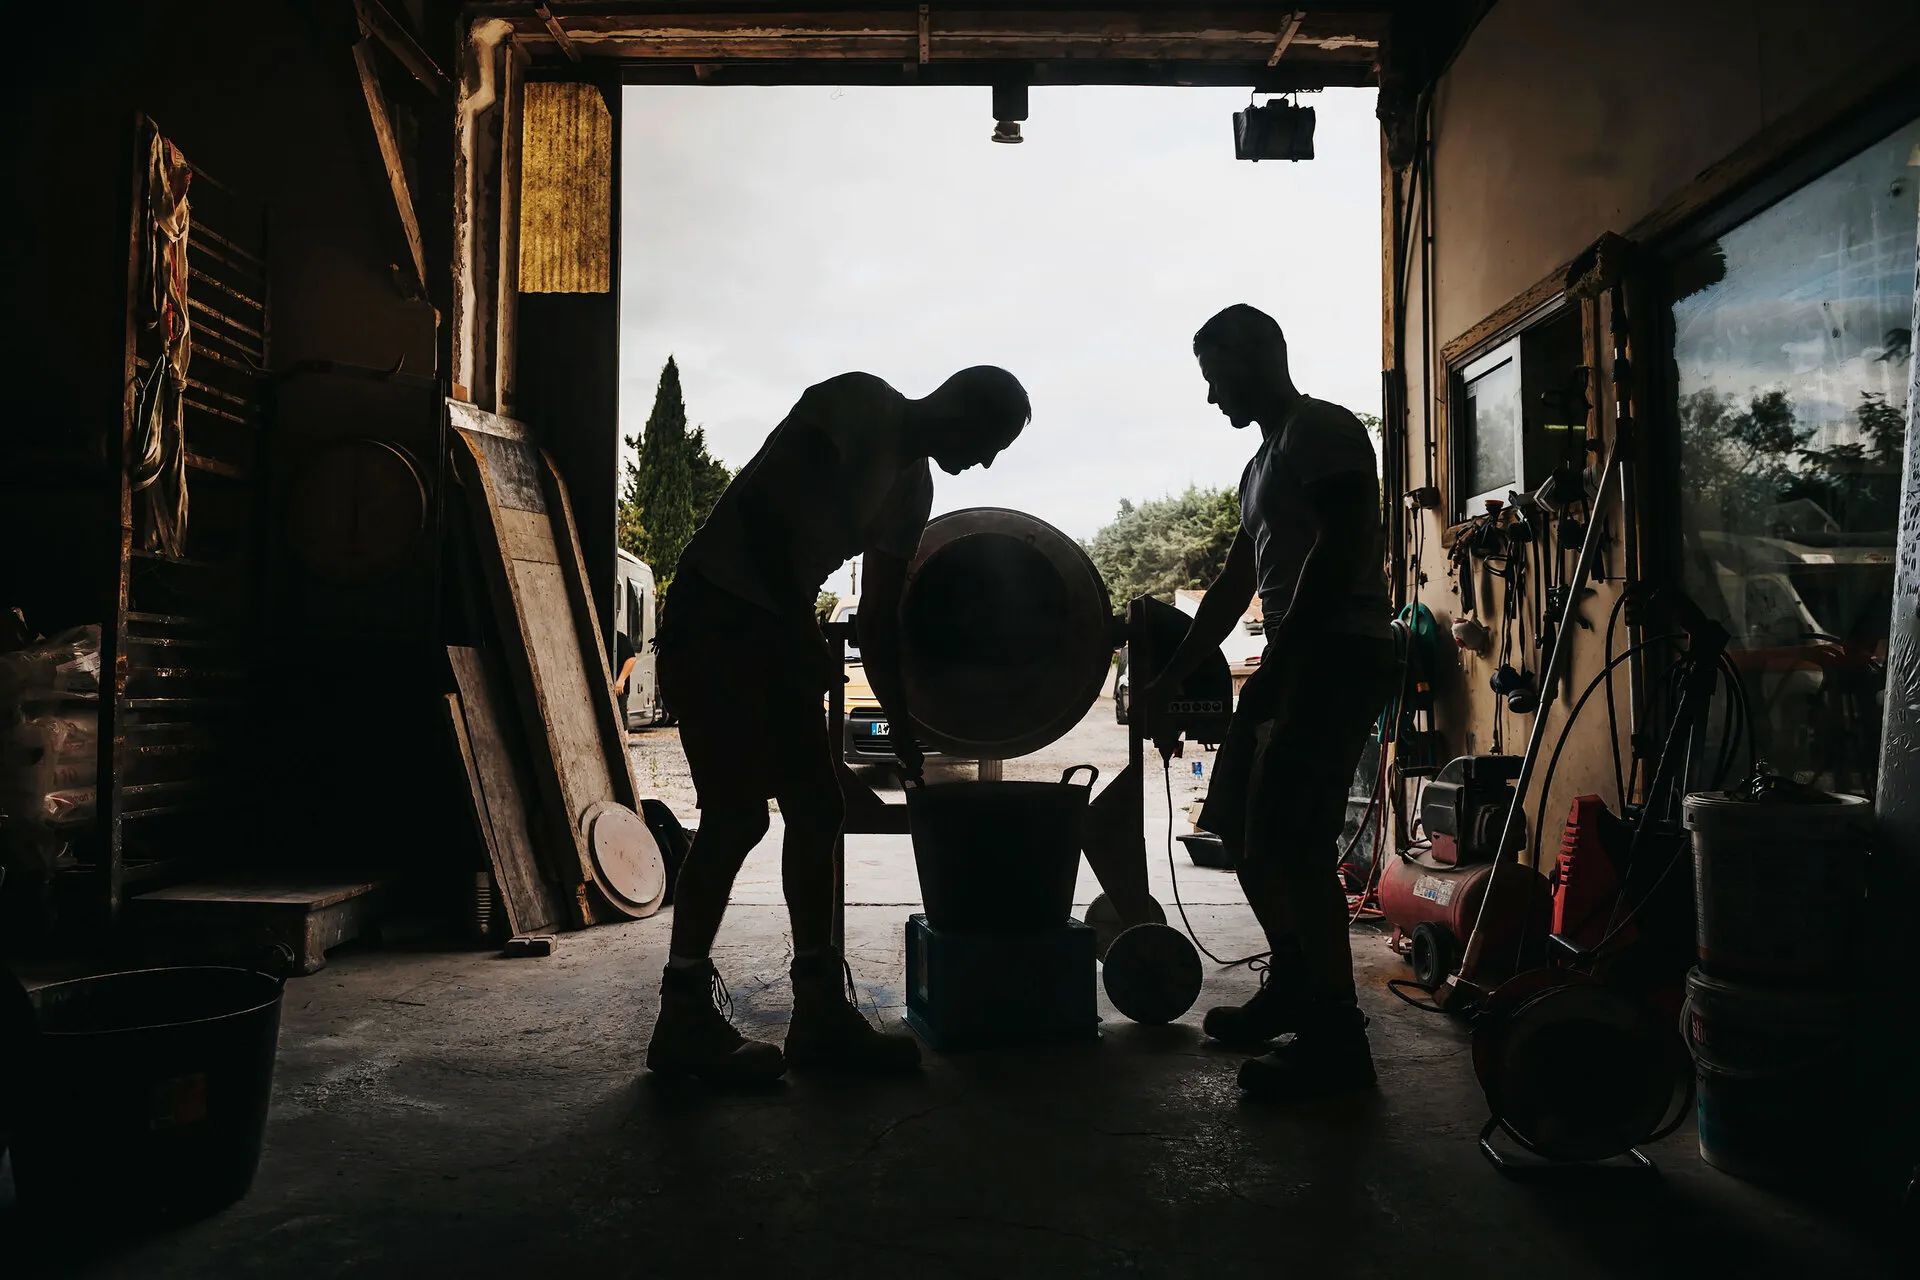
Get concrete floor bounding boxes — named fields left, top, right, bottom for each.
left=2, top=702, right=1905, bottom=1277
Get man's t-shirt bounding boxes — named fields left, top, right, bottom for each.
left=678, top=373, right=934, bottom=615
left=1239, top=395, right=1391, bottom=636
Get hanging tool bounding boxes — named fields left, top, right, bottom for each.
left=1437, top=231, right=1641, bottom=1011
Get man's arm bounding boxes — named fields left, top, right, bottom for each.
left=614, top=655, right=638, bottom=694
left=857, top=549, right=920, bottom=773
left=1147, top=530, right=1257, bottom=695
left=1266, top=471, right=1378, bottom=647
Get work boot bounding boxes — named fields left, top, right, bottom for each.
left=785, top=950, right=922, bottom=1073
left=1202, top=956, right=1309, bottom=1048
left=1236, top=1006, right=1376, bottom=1101
left=646, top=961, right=787, bottom=1084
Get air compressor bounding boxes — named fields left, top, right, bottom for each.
left=1377, top=753, right=1549, bottom=990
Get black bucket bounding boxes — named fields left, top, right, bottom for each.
left=9, top=966, right=285, bottom=1224
left=905, top=766, right=1097, bottom=932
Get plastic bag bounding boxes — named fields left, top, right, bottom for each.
left=1, top=713, right=99, bottom=827
left=0, top=625, right=102, bottom=705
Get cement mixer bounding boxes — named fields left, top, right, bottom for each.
left=826, top=508, right=1234, bottom=1033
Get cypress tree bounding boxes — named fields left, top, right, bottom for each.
left=635, top=357, right=696, bottom=596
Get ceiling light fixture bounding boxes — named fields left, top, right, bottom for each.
left=991, top=83, right=1028, bottom=144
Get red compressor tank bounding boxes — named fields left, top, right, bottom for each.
left=1378, top=855, right=1550, bottom=991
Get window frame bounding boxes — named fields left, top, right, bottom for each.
left=1647, top=96, right=1920, bottom=794
left=1648, top=93, right=1920, bottom=607
left=1446, top=297, right=1583, bottom=522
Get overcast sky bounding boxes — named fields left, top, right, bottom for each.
left=619, top=84, right=1383, bottom=556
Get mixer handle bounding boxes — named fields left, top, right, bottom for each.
left=1060, top=764, right=1099, bottom=789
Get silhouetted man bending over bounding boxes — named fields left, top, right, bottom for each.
left=648, top=366, right=1032, bottom=1083
left=1147, top=305, right=1394, bottom=1099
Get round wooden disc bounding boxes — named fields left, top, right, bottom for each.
left=1102, top=922, right=1202, bottom=1025
left=1083, top=892, right=1167, bottom=960
left=582, top=803, right=665, bottom=915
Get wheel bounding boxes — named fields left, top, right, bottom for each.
left=1410, top=922, right=1456, bottom=991
left=1103, top=923, right=1203, bottom=1024
left=1082, top=892, right=1167, bottom=960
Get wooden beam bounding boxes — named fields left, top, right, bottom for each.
left=351, top=37, right=428, bottom=300
left=534, top=4, right=582, bottom=63
left=353, top=0, right=451, bottom=96
left=1267, top=11, right=1303, bottom=67
left=500, top=10, right=1383, bottom=63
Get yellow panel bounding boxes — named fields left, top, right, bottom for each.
left=519, top=82, right=611, bottom=294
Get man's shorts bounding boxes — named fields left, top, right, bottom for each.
left=1197, top=631, right=1397, bottom=869
left=655, top=571, right=837, bottom=811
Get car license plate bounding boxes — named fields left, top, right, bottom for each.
left=870, top=721, right=889, bottom=737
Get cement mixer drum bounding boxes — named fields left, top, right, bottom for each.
left=898, top=508, right=1115, bottom=760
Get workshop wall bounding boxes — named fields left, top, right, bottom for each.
left=1391, top=0, right=1917, bottom=865
left=8, top=1, right=455, bottom=872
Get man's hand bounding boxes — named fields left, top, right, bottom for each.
left=889, top=724, right=925, bottom=782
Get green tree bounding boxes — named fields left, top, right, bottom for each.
left=1083, top=485, right=1242, bottom=606
left=619, top=357, right=734, bottom=603
left=1796, top=390, right=1907, bottom=531
left=1679, top=388, right=1811, bottom=533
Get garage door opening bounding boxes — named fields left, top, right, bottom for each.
left=613, top=83, right=1385, bottom=911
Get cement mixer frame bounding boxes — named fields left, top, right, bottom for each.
left=820, top=508, right=1233, bottom=1021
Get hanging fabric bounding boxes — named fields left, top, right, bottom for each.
left=129, top=125, right=192, bottom=557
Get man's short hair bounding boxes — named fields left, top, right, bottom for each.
left=938, top=365, right=1032, bottom=431
left=1193, top=304, right=1288, bottom=366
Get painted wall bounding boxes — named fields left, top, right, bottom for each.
left=1392, top=0, right=1915, bottom=866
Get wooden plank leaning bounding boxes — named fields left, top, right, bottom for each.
left=448, top=402, right=662, bottom=926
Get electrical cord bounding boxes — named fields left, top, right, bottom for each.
left=1162, top=756, right=1269, bottom=969
left=1588, top=649, right=1756, bottom=959
left=1601, top=588, right=1631, bottom=809
left=1516, top=636, right=1688, bottom=974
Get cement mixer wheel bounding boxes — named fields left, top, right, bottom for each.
left=1083, top=892, right=1167, bottom=960
left=1102, top=923, right=1203, bottom=1025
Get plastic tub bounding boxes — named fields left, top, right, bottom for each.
left=1682, top=967, right=1885, bottom=1188
left=905, top=766, right=1097, bottom=932
left=1682, top=790, right=1872, bottom=980
left=10, top=966, right=285, bottom=1224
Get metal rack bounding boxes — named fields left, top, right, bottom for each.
left=88, top=119, right=271, bottom=922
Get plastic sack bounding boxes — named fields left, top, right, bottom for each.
left=0, top=626, right=102, bottom=706
left=0, top=713, right=99, bottom=827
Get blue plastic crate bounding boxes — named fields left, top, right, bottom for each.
left=903, top=913, right=1099, bottom=1051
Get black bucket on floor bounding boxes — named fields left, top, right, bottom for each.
left=905, top=766, right=1097, bottom=932
left=9, top=966, right=284, bottom=1224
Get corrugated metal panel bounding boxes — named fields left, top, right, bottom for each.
left=518, top=82, right=611, bottom=294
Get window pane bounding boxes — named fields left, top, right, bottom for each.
left=1670, top=117, right=1919, bottom=798
left=1463, top=357, right=1520, bottom=506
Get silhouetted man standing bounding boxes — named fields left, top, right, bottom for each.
left=648, top=366, right=1032, bottom=1083
left=1147, top=305, right=1393, bottom=1098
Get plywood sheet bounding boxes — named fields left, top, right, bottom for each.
left=518, top=82, right=611, bottom=295
left=442, top=665, right=566, bottom=938
left=451, top=411, right=647, bottom=924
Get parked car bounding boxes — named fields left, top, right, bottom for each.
left=826, top=597, right=953, bottom=766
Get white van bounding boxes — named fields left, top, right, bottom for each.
left=613, top=549, right=659, bottom=729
